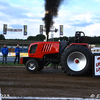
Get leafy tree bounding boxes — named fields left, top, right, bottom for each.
left=36, top=34, right=46, bottom=41
left=27, top=34, right=46, bottom=41
left=59, top=36, right=69, bottom=41
left=27, top=36, right=36, bottom=41
left=0, top=34, right=5, bottom=40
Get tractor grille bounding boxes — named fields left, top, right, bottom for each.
left=42, top=44, right=52, bottom=52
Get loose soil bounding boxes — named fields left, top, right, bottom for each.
left=0, top=66, right=100, bottom=99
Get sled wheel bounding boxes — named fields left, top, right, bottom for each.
left=61, top=45, right=92, bottom=76
left=26, top=59, right=38, bottom=72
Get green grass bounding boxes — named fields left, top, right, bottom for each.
left=96, top=44, right=100, bottom=47
left=0, top=62, right=24, bottom=66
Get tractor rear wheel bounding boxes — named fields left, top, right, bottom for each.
left=61, top=45, right=92, bottom=76
left=26, top=59, right=38, bottom=72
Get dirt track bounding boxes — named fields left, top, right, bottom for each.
left=0, top=66, right=100, bottom=99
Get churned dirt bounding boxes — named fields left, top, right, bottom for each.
left=0, top=66, right=100, bottom=99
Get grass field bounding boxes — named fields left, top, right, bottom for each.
left=96, top=44, right=100, bottom=47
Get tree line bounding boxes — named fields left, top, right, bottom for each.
left=0, top=34, right=45, bottom=41
left=49, top=36, right=100, bottom=44
left=0, top=34, right=100, bottom=44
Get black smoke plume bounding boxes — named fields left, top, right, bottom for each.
left=43, top=0, right=64, bottom=41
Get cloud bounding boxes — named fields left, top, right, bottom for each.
left=93, top=0, right=100, bottom=2
left=1, top=0, right=100, bottom=39
left=71, top=22, right=93, bottom=27
left=5, top=32, right=24, bottom=39
left=0, top=0, right=44, bottom=20
left=0, top=0, right=45, bottom=39
left=82, top=23, right=100, bottom=36
left=53, top=5, right=100, bottom=37
left=0, top=1, right=29, bottom=19
left=70, top=13, right=92, bottom=22
left=69, top=12, right=94, bottom=27
left=10, top=24, right=23, bottom=29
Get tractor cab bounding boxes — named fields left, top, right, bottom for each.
left=59, top=31, right=88, bottom=54
left=74, top=31, right=85, bottom=43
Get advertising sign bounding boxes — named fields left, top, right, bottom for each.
left=94, top=53, right=100, bottom=77
left=40, top=25, right=43, bottom=35
left=9, top=52, right=28, bottom=57
left=7, top=29, right=22, bottom=32
left=24, top=25, right=27, bottom=35
left=60, top=25, right=63, bottom=36
left=3, top=24, right=7, bottom=35
left=3, top=24, right=24, bottom=35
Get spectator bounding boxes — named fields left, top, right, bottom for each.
left=1, top=44, right=9, bottom=64
left=14, top=44, right=21, bottom=64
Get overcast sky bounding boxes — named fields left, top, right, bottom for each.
left=0, top=0, right=100, bottom=39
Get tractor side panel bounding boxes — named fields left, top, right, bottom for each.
left=67, top=43, right=89, bottom=48
left=29, top=42, right=60, bottom=58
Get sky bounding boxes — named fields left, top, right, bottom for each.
left=0, top=0, right=100, bottom=39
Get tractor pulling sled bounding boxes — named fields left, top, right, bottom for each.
left=20, top=31, right=93, bottom=76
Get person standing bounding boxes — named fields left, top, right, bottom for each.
left=1, top=44, right=9, bottom=64
left=14, top=44, right=21, bottom=64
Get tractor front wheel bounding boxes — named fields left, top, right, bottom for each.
left=61, top=45, right=92, bottom=76
left=26, top=59, right=38, bottom=72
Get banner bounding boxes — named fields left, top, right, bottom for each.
left=3, top=24, right=7, bottom=35
left=40, top=25, right=43, bottom=35
left=60, top=25, right=63, bottom=36
left=7, top=29, right=22, bottom=32
left=94, top=54, right=100, bottom=77
left=7, top=52, right=28, bottom=57
left=24, top=25, right=27, bottom=35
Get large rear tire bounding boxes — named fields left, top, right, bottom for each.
left=26, top=59, right=38, bottom=73
left=61, top=45, right=93, bottom=76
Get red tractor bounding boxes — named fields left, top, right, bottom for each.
left=20, top=31, right=92, bottom=76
